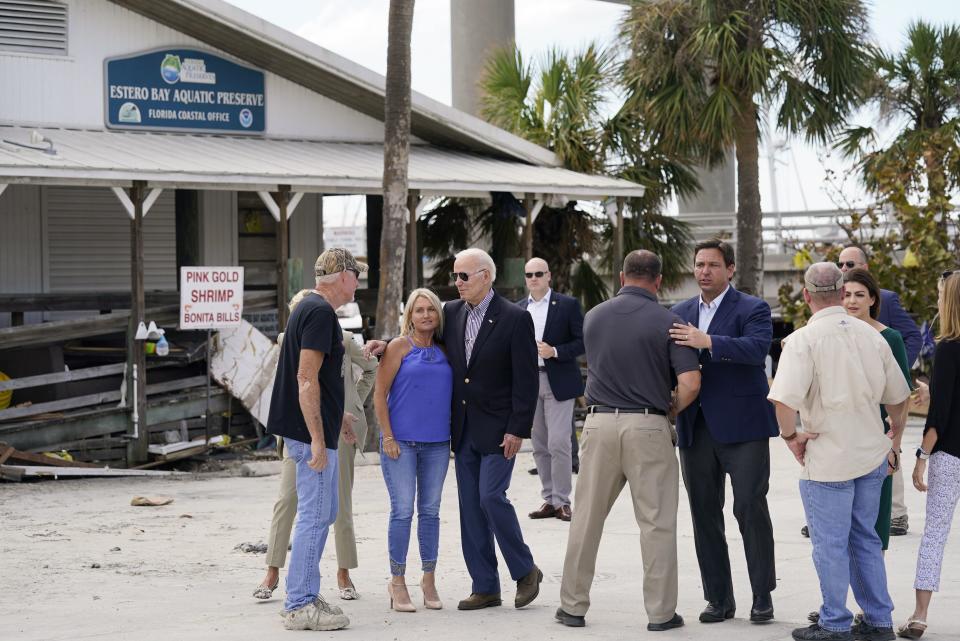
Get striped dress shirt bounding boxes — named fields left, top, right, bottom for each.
left=464, top=288, right=494, bottom=365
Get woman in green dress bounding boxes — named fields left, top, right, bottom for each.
left=842, top=267, right=912, bottom=549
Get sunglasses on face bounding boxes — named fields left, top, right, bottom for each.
left=524, top=271, right=547, bottom=279
left=837, top=261, right=859, bottom=269
left=450, top=268, right=487, bottom=282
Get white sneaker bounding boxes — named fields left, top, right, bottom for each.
left=281, top=601, right=350, bottom=631
left=315, top=595, right=344, bottom=616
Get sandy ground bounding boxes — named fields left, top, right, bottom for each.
left=2, top=420, right=959, bottom=641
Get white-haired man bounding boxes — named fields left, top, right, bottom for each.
left=266, top=248, right=365, bottom=631
left=446, top=248, right=542, bottom=610
left=768, top=262, right=910, bottom=641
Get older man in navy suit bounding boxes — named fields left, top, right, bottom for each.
left=669, top=239, right=779, bottom=625
left=444, top=248, right=543, bottom=612
left=518, top=258, right=585, bottom=523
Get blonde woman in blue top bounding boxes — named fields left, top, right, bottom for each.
left=374, top=288, right=453, bottom=613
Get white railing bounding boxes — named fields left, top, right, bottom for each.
left=678, top=208, right=910, bottom=254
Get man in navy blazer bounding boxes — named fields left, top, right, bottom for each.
left=669, top=239, right=778, bottom=625
left=837, top=245, right=921, bottom=536
left=517, top=258, right=585, bottom=523
left=443, top=248, right=543, bottom=612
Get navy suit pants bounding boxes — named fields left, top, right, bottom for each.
left=455, top=438, right=535, bottom=594
left=679, top=410, right=776, bottom=605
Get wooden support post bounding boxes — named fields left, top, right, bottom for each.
left=406, top=190, right=420, bottom=294
left=126, top=181, right=148, bottom=466
left=523, top=193, right=534, bottom=262
left=276, top=186, right=291, bottom=330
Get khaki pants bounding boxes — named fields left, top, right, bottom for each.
left=264, top=437, right=359, bottom=569
left=892, top=463, right=908, bottom=520
left=559, top=411, right=679, bottom=624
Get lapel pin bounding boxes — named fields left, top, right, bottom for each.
left=488, top=319, right=494, bottom=323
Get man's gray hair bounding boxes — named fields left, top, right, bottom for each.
left=804, top=262, right=844, bottom=302
left=315, top=272, right=340, bottom=286
left=455, top=247, right=497, bottom=281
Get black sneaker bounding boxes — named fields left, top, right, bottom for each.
left=802, top=525, right=810, bottom=538
left=792, top=623, right=853, bottom=640
left=851, top=621, right=895, bottom=641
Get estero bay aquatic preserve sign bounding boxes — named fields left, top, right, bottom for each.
left=105, top=48, right=265, bottom=134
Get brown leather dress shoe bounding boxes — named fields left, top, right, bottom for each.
left=556, top=505, right=572, bottom=521
left=515, top=565, right=543, bottom=608
left=457, top=593, right=502, bottom=610
left=528, top=503, right=556, bottom=519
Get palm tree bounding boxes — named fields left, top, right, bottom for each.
left=838, top=21, right=960, bottom=217
left=619, top=0, right=872, bottom=296
left=832, top=20, right=960, bottom=320
left=478, top=44, right=697, bottom=305
left=376, top=0, right=415, bottom=338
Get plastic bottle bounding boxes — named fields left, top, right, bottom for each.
left=156, top=334, right=169, bottom=356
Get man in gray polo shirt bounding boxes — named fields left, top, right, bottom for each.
left=556, top=250, right=701, bottom=633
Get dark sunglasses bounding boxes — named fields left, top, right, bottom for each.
left=942, top=270, right=956, bottom=280
left=524, top=271, right=547, bottom=279
left=836, top=260, right=858, bottom=269
left=450, top=268, right=487, bottom=282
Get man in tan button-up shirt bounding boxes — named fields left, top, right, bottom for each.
left=768, top=262, right=910, bottom=641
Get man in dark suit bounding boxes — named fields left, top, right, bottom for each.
left=444, top=248, right=543, bottom=611
left=517, top=258, right=585, bottom=522
left=837, top=245, right=921, bottom=536
left=668, top=239, right=778, bottom=624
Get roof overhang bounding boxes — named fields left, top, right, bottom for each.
left=0, top=127, right=645, bottom=199
left=108, top=0, right=562, bottom=168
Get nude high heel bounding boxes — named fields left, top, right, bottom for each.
left=388, top=582, right=416, bottom=612
left=421, top=580, right=443, bottom=610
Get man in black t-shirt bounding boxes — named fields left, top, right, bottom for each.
left=266, top=247, right=365, bottom=631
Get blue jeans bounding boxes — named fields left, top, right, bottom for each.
left=800, top=462, right=893, bottom=632
left=283, top=438, right=339, bottom=611
left=380, top=440, right=450, bottom=575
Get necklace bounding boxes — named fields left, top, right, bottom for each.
left=411, top=334, right=437, bottom=361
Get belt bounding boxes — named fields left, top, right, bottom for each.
left=587, top=405, right=666, bottom=416
left=538, top=366, right=547, bottom=372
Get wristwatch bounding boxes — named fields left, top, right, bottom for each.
left=916, top=447, right=931, bottom=460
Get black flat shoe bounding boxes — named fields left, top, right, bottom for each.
left=648, top=613, right=684, bottom=632
left=699, top=602, right=735, bottom=623
left=555, top=608, right=585, bottom=627
left=750, top=593, right=774, bottom=623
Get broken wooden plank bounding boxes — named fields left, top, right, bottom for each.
left=0, top=376, right=210, bottom=422
left=0, top=388, right=230, bottom=451
left=0, top=363, right=126, bottom=393
left=0, top=464, right=188, bottom=478
left=0, top=442, right=102, bottom=468
left=0, top=292, right=275, bottom=350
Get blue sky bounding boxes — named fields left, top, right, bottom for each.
left=226, top=0, right=960, bottom=214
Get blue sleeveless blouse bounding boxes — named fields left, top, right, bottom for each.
left=387, top=338, right=453, bottom=442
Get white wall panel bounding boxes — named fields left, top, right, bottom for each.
left=45, top=186, right=176, bottom=292
left=0, top=185, right=43, bottom=327
left=0, top=0, right=386, bottom=141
